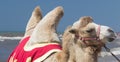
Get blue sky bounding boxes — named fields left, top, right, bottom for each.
left=0, top=0, right=120, bottom=32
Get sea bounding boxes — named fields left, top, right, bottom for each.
left=0, top=32, right=120, bottom=62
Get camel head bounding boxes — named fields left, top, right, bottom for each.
left=62, top=16, right=116, bottom=62
left=69, top=16, right=116, bottom=46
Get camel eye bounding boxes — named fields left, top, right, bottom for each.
left=86, top=29, right=94, bottom=33
left=69, top=29, right=77, bottom=34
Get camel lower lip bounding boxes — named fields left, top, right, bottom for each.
left=108, top=38, right=115, bottom=42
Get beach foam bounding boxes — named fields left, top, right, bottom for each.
left=0, top=36, right=23, bottom=41
left=0, top=34, right=62, bottom=42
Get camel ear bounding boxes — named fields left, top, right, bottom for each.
left=69, top=29, right=78, bottom=34
left=79, top=16, right=93, bottom=27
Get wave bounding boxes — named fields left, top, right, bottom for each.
left=0, top=36, right=120, bottom=57
left=0, top=34, right=63, bottom=42
left=0, top=36, right=23, bottom=41
left=0, top=34, right=119, bottom=41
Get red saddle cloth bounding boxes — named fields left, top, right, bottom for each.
left=8, top=36, right=62, bottom=62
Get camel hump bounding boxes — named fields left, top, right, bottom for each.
left=34, top=6, right=64, bottom=32
left=32, top=6, right=42, bottom=21
left=53, top=6, right=64, bottom=16
left=40, top=6, right=64, bottom=24
left=79, top=16, right=93, bottom=27
left=25, top=6, right=42, bottom=37
left=29, top=6, right=64, bottom=44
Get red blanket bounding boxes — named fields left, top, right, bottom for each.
left=8, top=36, right=62, bottom=62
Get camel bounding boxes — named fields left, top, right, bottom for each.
left=8, top=6, right=116, bottom=62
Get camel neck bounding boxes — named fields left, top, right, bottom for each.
left=71, top=45, right=99, bottom=62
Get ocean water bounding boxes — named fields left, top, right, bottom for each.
left=0, top=32, right=120, bottom=62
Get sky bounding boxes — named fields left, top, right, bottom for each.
left=0, top=0, right=120, bottom=32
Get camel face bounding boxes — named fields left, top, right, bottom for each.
left=98, top=25, right=116, bottom=42
left=70, top=16, right=116, bottom=44
left=84, top=22, right=116, bottom=43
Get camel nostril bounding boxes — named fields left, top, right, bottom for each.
left=107, top=29, right=114, bottom=33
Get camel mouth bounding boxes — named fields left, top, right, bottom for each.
left=107, top=37, right=116, bottom=42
